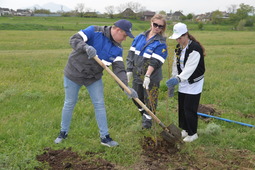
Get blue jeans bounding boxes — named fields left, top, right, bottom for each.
left=60, top=76, right=109, bottom=138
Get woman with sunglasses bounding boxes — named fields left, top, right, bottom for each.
left=126, top=14, right=168, bottom=129
left=166, top=22, right=206, bottom=142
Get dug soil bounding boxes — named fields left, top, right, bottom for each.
left=36, top=104, right=255, bottom=169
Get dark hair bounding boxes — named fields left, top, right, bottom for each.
left=187, top=33, right=206, bottom=56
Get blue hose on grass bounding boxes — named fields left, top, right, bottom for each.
left=197, top=112, right=255, bottom=128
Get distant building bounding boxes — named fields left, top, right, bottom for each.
left=195, top=11, right=229, bottom=22
left=141, top=11, right=156, bottom=21
left=16, top=9, right=32, bottom=16
left=120, top=8, right=136, bottom=19
left=0, top=8, right=11, bottom=16
left=167, top=11, right=184, bottom=21
left=195, top=12, right=212, bottom=22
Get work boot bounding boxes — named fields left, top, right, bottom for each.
left=101, top=135, right=119, bottom=147
left=54, top=131, right=68, bottom=144
left=142, top=113, right=152, bottom=129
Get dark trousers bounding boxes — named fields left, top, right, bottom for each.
left=178, top=92, right=201, bottom=136
left=132, top=81, right=160, bottom=115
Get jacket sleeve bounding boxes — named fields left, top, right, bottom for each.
left=178, top=50, right=200, bottom=81
left=69, top=32, right=89, bottom=53
left=112, top=61, right=128, bottom=86
left=126, top=50, right=135, bottom=72
left=126, top=39, right=137, bottom=72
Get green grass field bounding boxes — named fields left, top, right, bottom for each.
left=0, top=17, right=255, bottom=169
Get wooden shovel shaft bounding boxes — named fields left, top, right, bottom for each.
left=94, top=56, right=167, bottom=129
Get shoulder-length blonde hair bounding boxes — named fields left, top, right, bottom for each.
left=150, top=14, right=167, bottom=36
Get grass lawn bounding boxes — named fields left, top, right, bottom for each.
left=0, top=17, right=255, bottom=169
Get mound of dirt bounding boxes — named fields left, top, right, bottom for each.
left=36, top=104, right=254, bottom=169
left=198, top=104, right=218, bottom=116
left=36, top=147, right=116, bottom=170
left=36, top=137, right=179, bottom=170
left=137, top=136, right=179, bottom=169
left=36, top=136, right=255, bottom=170
left=198, top=104, right=220, bottom=123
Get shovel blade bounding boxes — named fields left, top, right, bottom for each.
left=167, top=123, right=182, bottom=140
left=160, top=131, right=176, bottom=144
left=160, top=123, right=182, bottom=144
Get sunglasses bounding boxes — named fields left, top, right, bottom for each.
left=152, top=23, right=164, bottom=29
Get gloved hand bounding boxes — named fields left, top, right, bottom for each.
left=125, top=87, right=138, bottom=98
left=166, top=77, right=180, bottom=88
left=127, top=72, right=133, bottom=83
left=168, top=86, right=175, bottom=97
left=85, top=44, right=97, bottom=59
left=143, top=76, right=150, bottom=89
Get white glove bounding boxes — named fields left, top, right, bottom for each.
left=127, top=72, right=133, bottom=83
left=143, top=76, right=150, bottom=89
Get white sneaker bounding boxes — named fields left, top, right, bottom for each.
left=183, top=133, right=198, bottom=142
left=181, top=130, right=188, bottom=138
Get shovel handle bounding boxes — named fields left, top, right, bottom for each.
left=93, top=56, right=131, bottom=94
left=93, top=56, right=167, bottom=128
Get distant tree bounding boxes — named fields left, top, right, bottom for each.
left=228, top=3, right=254, bottom=27
left=236, top=3, right=254, bottom=19
left=186, top=13, right=194, bottom=20
left=180, top=15, right=186, bottom=21
left=198, top=22, right=204, bottom=30
left=116, top=1, right=145, bottom=13
left=159, top=10, right=166, bottom=15
left=61, top=11, right=76, bottom=17
left=227, top=3, right=255, bottom=30
left=244, top=17, right=254, bottom=27
left=211, top=10, right=223, bottom=24
left=227, top=4, right=237, bottom=14
left=125, top=1, right=145, bottom=13
left=105, top=5, right=115, bottom=18
left=34, top=9, right=51, bottom=14
left=75, top=3, right=85, bottom=17
left=116, top=4, right=126, bottom=13
left=236, top=19, right=246, bottom=30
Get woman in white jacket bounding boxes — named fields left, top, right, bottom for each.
left=166, top=22, right=206, bottom=142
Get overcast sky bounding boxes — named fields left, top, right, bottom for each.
left=1, top=0, right=255, bottom=15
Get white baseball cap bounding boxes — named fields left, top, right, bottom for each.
left=169, top=22, right=188, bottom=39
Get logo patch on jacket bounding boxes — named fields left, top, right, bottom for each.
left=109, top=57, right=115, bottom=61
left=162, top=48, right=166, bottom=53
left=146, top=49, right=153, bottom=53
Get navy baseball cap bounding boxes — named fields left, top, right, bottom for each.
left=114, top=19, right=134, bottom=38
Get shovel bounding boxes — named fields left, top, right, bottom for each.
left=93, top=56, right=182, bottom=145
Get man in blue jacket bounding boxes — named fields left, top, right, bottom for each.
left=54, top=20, right=137, bottom=147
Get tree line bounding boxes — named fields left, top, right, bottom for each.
left=22, top=2, right=255, bottom=30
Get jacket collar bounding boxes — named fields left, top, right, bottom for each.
left=104, top=26, right=122, bottom=48
left=142, top=30, right=166, bottom=43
